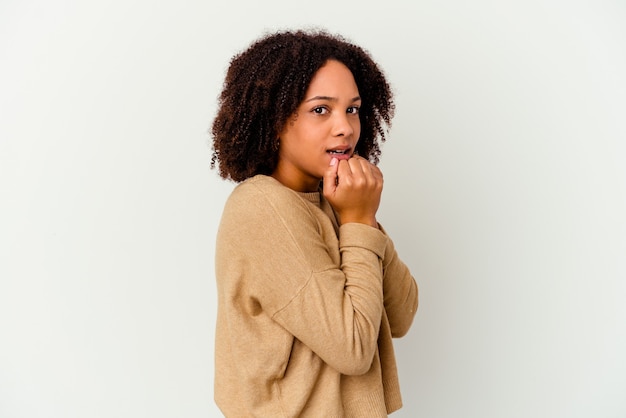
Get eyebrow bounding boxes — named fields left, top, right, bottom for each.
left=304, top=95, right=362, bottom=103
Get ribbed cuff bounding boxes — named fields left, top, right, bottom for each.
left=343, top=390, right=388, bottom=418
left=339, top=223, right=388, bottom=259
left=383, top=376, right=403, bottom=414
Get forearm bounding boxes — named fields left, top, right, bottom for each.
left=380, top=229, right=418, bottom=337
left=271, top=223, right=387, bottom=375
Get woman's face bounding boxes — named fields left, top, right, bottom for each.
left=272, top=60, right=361, bottom=192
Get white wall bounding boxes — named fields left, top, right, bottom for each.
left=1, top=1, right=624, bottom=417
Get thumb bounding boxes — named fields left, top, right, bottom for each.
left=323, top=157, right=339, bottom=196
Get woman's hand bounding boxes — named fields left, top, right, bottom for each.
left=323, top=156, right=383, bottom=227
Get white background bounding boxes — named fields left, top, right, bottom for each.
left=1, top=1, right=625, bottom=417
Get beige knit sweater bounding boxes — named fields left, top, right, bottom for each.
left=215, top=175, right=418, bottom=417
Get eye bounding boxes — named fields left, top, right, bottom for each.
left=347, top=106, right=360, bottom=114
left=312, top=106, right=329, bottom=115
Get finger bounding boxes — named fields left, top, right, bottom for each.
left=351, top=156, right=379, bottom=186
left=355, top=158, right=383, bottom=192
left=336, top=158, right=353, bottom=184
left=369, top=163, right=383, bottom=181
left=323, top=157, right=339, bottom=194
left=347, top=156, right=366, bottom=178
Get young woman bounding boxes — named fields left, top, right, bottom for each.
left=211, top=30, right=418, bottom=417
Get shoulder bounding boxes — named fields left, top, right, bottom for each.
left=229, top=175, right=300, bottom=203
left=221, top=175, right=318, bottom=232
left=226, top=175, right=309, bottom=213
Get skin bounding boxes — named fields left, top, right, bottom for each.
left=272, top=60, right=383, bottom=228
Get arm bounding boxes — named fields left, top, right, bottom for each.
left=272, top=222, right=386, bottom=375
left=323, top=156, right=418, bottom=337
left=218, top=180, right=386, bottom=376
left=379, top=228, right=418, bottom=337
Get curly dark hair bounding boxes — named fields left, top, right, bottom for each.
left=210, top=29, right=395, bottom=182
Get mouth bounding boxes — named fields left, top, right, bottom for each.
left=326, top=148, right=352, bottom=161
left=326, top=149, right=350, bottom=155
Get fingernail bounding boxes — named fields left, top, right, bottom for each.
left=330, top=157, right=337, bottom=166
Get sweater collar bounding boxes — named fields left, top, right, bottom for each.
left=297, top=190, right=321, bottom=208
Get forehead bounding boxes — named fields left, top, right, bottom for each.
left=305, top=60, right=359, bottom=96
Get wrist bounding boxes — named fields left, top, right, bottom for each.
left=338, top=215, right=378, bottom=228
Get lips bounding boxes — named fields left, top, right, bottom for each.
left=327, top=149, right=350, bottom=155
left=326, top=147, right=352, bottom=161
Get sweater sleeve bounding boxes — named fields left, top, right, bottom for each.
left=273, top=222, right=386, bottom=375
left=379, top=225, right=419, bottom=338
left=217, top=180, right=386, bottom=376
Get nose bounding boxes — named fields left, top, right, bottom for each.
left=332, top=113, right=356, bottom=137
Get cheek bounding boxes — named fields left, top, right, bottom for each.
left=353, top=119, right=362, bottom=137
